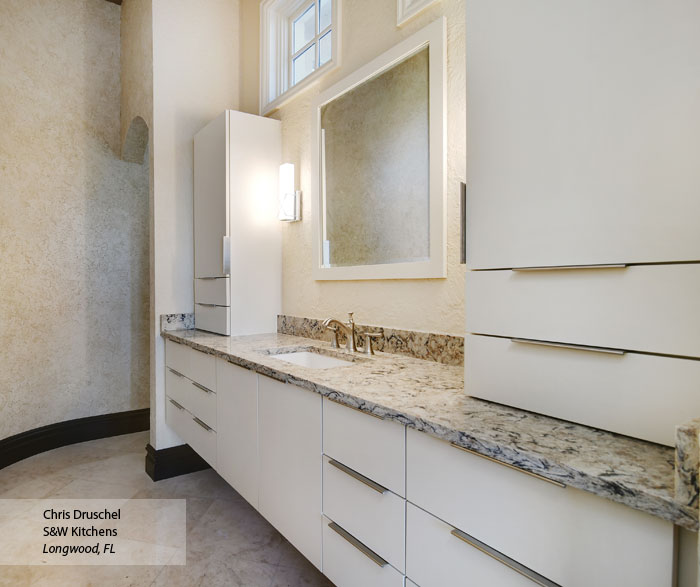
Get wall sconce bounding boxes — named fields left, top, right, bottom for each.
left=279, top=163, right=301, bottom=222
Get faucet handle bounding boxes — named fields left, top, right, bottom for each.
left=347, top=312, right=354, bottom=324
left=361, top=331, right=381, bottom=355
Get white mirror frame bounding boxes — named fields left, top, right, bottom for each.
left=311, top=17, right=447, bottom=281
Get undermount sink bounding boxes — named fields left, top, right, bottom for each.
left=271, top=350, right=354, bottom=369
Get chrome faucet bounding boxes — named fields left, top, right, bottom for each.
left=322, top=312, right=358, bottom=352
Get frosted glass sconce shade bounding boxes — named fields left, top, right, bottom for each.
left=279, top=163, right=301, bottom=221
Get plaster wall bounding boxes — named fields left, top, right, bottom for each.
left=150, top=0, right=240, bottom=449
left=275, top=0, right=466, bottom=335
left=0, top=0, right=150, bottom=439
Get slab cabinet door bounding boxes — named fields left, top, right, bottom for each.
left=258, top=375, right=322, bottom=570
left=465, top=0, right=700, bottom=269
left=194, top=111, right=229, bottom=278
left=215, top=359, right=258, bottom=508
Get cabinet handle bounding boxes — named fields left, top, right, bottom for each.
left=169, top=399, right=185, bottom=410
left=510, top=337, right=625, bottom=356
left=222, top=236, right=231, bottom=276
left=196, top=303, right=220, bottom=308
left=460, top=181, right=467, bottom=265
left=328, top=459, right=387, bottom=494
left=168, top=368, right=185, bottom=378
left=450, top=527, right=561, bottom=587
left=449, top=443, right=566, bottom=489
left=192, top=382, right=214, bottom=394
left=328, top=398, right=383, bottom=420
left=511, top=263, right=627, bottom=272
left=327, top=522, right=388, bottom=568
left=193, top=417, right=213, bottom=432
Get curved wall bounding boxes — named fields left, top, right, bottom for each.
left=0, top=0, right=150, bottom=440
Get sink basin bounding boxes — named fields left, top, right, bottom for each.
left=272, top=350, right=354, bottom=369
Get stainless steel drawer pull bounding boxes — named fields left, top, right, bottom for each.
left=451, top=528, right=561, bottom=587
left=168, top=368, right=185, bottom=378
left=193, top=417, right=214, bottom=432
left=510, top=338, right=625, bottom=356
left=196, top=303, right=220, bottom=308
left=192, top=382, right=214, bottom=394
left=511, top=264, right=627, bottom=272
left=169, top=399, right=185, bottom=411
left=197, top=276, right=223, bottom=280
left=327, top=522, right=388, bottom=568
left=449, top=443, right=566, bottom=489
left=328, top=398, right=383, bottom=420
left=328, top=459, right=388, bottom=494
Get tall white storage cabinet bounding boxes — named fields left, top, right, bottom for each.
left=464, top=0, right=700, bottom=446
left=193, top=111, right=282, bottom=335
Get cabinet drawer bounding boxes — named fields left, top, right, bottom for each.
left=322, top=456, right=405, bottom=572
left=194, top=277, right=230, bottom=306
left=407, top=503, right=540, bottom=587
left=166, top=367, right=216, bottom=430
left=465, top=263, right=700, bottom=358
left=166, top=397, right=216, bottom=468
left=465, top=334, right=700, bottom=446
left=165, top=339, right=216, bottom=390
left=323, top=399, right=405, bottom=497
left=194, top=304, right=230, bottom=336
left=406, top=428, right=674, bottom=587
left=322, top=517, right=404, bottom=587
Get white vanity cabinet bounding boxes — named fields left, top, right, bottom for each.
left=465, top=0, right=700, bottom=270
left=258, top=375, right=322, bottom=570
left=193, top=110, right=282, bottom=336
left=164, top=340, right=217, bottom=467
left=405, top=428, right=675, bottom=587
left=216, top=358, right=259, bottom=508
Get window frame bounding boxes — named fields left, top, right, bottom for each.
left=260, top=0, right=341, bottom=115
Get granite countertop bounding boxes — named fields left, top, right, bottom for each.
left=162, top=328, right=698, bottom=531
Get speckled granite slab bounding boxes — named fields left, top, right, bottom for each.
left=277, top=314, right=464, bottom=366
left=162, top=328, right=698, bottom=530
left=677, top=418, right=700, bottom=509
left=161, top=313, right=194, bottom=331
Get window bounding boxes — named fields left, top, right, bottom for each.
left=261, top=0, right=340, bottom=114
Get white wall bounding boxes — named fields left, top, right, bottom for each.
left=273, top=0, right=466, bottom=335
left=150, top=0, right=240, bottom=449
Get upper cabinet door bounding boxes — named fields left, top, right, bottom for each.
left=465, top=0, right=700, bottom=269
left=194, top=111, right=229, bottom=278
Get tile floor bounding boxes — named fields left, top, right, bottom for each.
left=0, top=432, right=334, bottom=587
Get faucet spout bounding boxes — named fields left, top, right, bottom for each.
left=322, top=313, right=358, bottom=352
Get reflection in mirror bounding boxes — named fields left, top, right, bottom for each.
left=321, top=48, right=430, bottom=267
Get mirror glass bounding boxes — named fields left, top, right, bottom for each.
left=321, top=48, right=429, bottom=267
left=312, top=19, right=446, bottom=280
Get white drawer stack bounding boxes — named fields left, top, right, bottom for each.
left=405, top=429, right=674, bottom=587
left=465, top=264, right=700, bottom=446
left=194, top=277, right=231, bottom=336
left=164, top=339, right=217, bottom=467
left=321, top=399, right=406, bottom=587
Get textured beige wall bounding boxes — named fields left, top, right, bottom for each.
left=322, top=49, right=430, bottom=267
left=0, top=0, right=150, bottom=439
left=239, top=0, right=261, bottom=114
left=150, top=0, right=241, bottom=449
left=276, top=0, right=466, bottom=335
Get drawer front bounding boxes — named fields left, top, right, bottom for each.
left=194, top=304, right=230, bottom=336
left=166, top=367, right=216, bottom=430
left=406, top=428, right=674, bottom=587
left=465, top=263, right=700, bottom=358
left=323, top=399, right=405, bottom=497
left=465, top=334, right=700, bottom=446
left=322, top=517, right=404, bottom=587
left=322, top=456, right=405, bottom=572
left=165, top=339, right=216, bottom=390
left=406, top=503, right=537, bottom=587
left=194, top=277, right=230, bottom=306
left=166, top=397, right=216, bottom=468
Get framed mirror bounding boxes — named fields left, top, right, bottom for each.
left=311, top=18, right=446, bottom=280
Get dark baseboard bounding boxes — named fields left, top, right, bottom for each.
left=0, top=408, right=150, bottom=470
left=145, top=443, right=211, bottom=481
